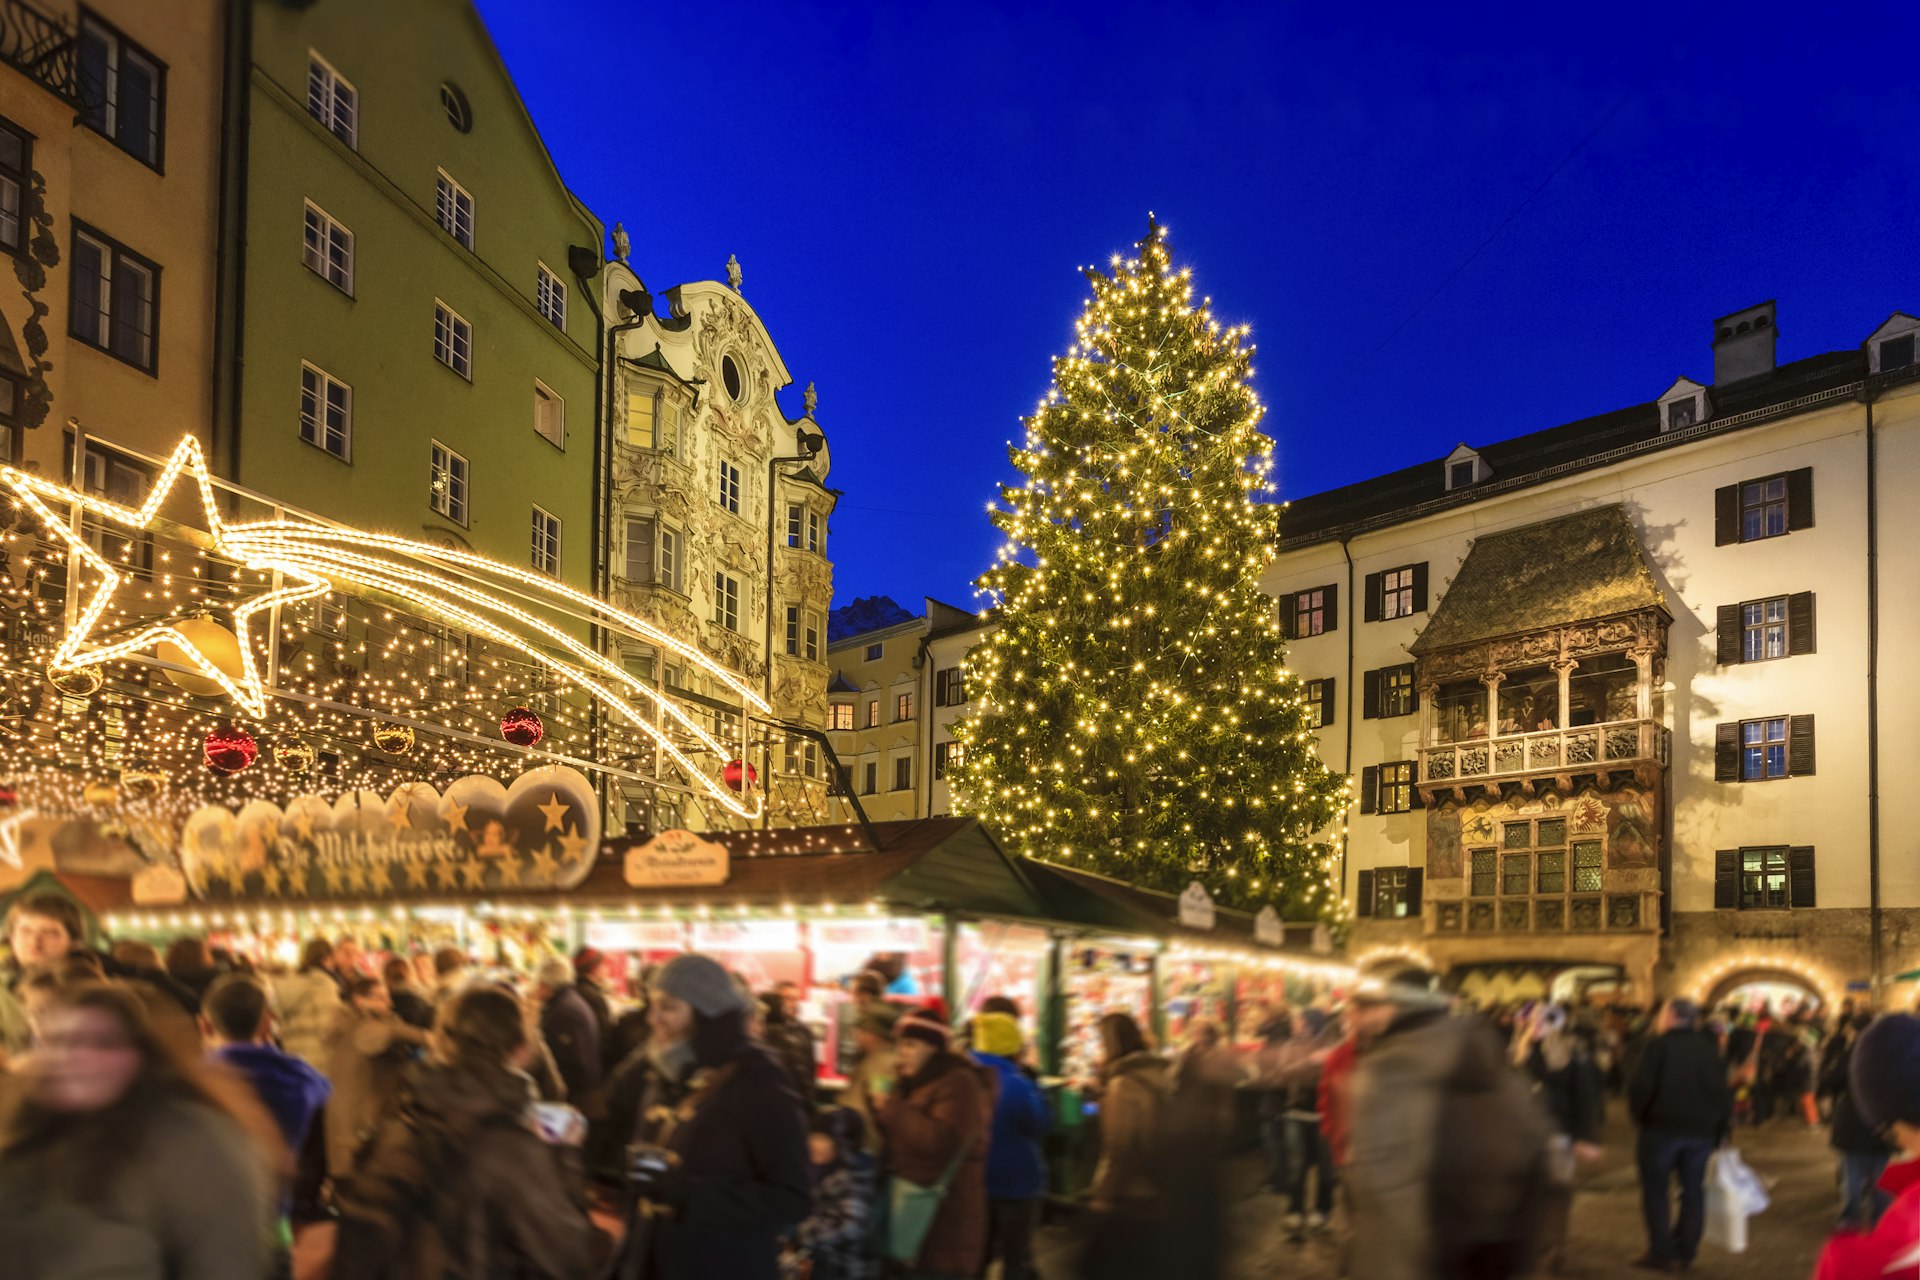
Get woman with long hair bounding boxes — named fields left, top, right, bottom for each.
left=1080, top=1012, right=1177, bottom=1280
left=0, top=981, right=272, bottom=1278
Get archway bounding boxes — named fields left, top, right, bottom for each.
left=1703, top=967, right=1825, bottom=1019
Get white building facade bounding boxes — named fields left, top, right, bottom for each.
left=1266, top=304, right=1920, bottom=1009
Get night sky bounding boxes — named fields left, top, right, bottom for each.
left=478, top=1, right=1919, bottom=613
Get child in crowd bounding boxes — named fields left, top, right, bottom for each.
left=787, top=1107, right=879, bottom=1280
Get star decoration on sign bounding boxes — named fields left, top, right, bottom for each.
left=495, top=851, right=524, bottom=886
left=458, top=859, right=488, bottom=890
left=530, top=846, right=561, bottom=882
left=403, top=858, right=432, bottom=889
left=537, top=793, right=570, bottom=833
left=259, top=863, right=285, bottom=897
left=1, top=438, right=329, bottom=717
left=556, top=823, right=589, bottom=864
left=367, top=861, right=394, bottom=893
left=440, top=799, right=470, bottom=836
left=387, top=803, right=413, bottom=831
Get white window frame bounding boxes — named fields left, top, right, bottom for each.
left=301, top=199, right=353, bottom=294
left=786, top=504, right=804, bottom=548
left=713, top=571, right=741, bottom=631
left=530, top=505, right=561, bottom=576
left=71, top=224, right=156, bottom=371
left=807, top=510, right=821, bottom=554
left=657, top=524, right=680, bottom=593
left=1382, top=567, right=1416, bottom=620
left=829, top=702, right=854, bottom=731
left=433, top=299, right=472, bottom=379
left=533, top=379, right=564, bottom=448
left=299, top=361, right=351, bottom=460
left=429, top=440, right=469, bottom=526
left=434, top=170, right=474, bottom=249
left=535, top=262, right=566, bottom=329
left=717, top=458, right=741, bottom=515
left=305, top=50, right=357, bottom=148
left=79, top=15, right=163, bottom=166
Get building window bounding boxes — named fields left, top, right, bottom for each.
left=805, top=613, right=821, bottom=662
left=716, top=459, right=740, bottom=515
left=935, top=667, right=966, bottom=707
left=1716, top=846, right=1815, bottom=910
left=1741, top=717, right=1788, bottom=781
left=785, top=606, right=799, bottom=656
left=786, top=504, right=805, bottom=549
left=934, top=740, right=965, bottom=780
left=1740, top=847, right=1788, bottom=910
left=1742, top=476, right=1787, bottom=542
left=1470, top=850, right=1497, bottom=897
left=829, top=702, right=854, bottom=731
left=893, top=756, right=913, bottom=791
left=1667, top=398, right=1698, bottom=430
left=656, top=526, right=679, bottom=593
left=866, top=700, right=880, bottom=728
left=78, top=14, right=163, bottom=168
left=0, top=119, right=25, bottom=256
left=305, top=52, right=357, bottom=148
left=1362, top=760, right=1415, bottom=814
left=299, top=363, right=351, bottom=460
left=433, top=301, right=472, bottom=379
left=1717, top=469, right=1812, bottom=544
left=895, top=692, right=913, bottom=722
left=1716, top=714, right=1814, bottom=782
left=301, top=200, right=353, bottom=293
left=428, top=441, right=468, bottom=525
left=1286, top=585, right=1336, bottom=638
left=862, top=762, right=878, bottom=795
left=865, top=643, right=883, bottom=662
left=530, top=506, right=560, bottom=576
left=627, top=388, right=678, bottom=456
left=1881, top=333, right=1916, bottom=373
left=434, top=171, right=474, bottom=249
left=808, top=510, right=821, bottom=554
left=536, top=263, right=566, bottom=329
left=532, top=380, right=564, bottom=448
left=1363, top=664, right=1416, bottom=719
left=1572, top=840, right=1602, bottom=892
left=439, top=82, right=471, bottom=132
left=1742, top=597, right=1787, bottom=662
left=1305, top=677, right=1334, bottom=728
left=70, top=223, right=157, bottom=372
left=1355, top=866, right=1419, bottom=919
left=712, top=572, right=740, bottom=631
left=1365, top=564, right=1427, bottom=621
left=624, top=517, right=680, bottom=591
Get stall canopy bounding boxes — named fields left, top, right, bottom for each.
left=1022, top=859, right=1330, bottom=957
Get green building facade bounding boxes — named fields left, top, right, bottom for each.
left=222, top=0, right=602, bottom=585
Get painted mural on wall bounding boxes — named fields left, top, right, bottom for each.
left=1424, top=781, right=1662, bottom=879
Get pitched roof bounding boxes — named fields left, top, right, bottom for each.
left=827, top=671, right=860, bottom=694
left=1409, top=504, right=1666, bottom=656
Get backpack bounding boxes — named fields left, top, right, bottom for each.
left=1429, top=1019, right=1555, bottom=1277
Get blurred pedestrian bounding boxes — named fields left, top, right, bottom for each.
left=0, top=981, right=272, bottom=1278
left=845, top=1008, right=899, bottom=1153
left=1814, top=1014, right=1920, bottom=1278
left=791, top=1106, right=880, bottom=1280
left=1514, top=1003, right=1604, bottom=1273
left=429, top=946, right=471, bottom=1007
left=612, top=953, right=811, bottom=1280
left=1627, top=997, right=1730, bottom=1273
left=1079, top=1012, right=1174, bottom=1280
left=535, top=957, right=603, bottom=1118
left=1262, top=1008, right=1336, bottom=1237
left=166, top=935, right=226, bottom=1008
left=762, top=984, right=819, bottom=1100
left=572, top=949, right=614, bottom=1046
left=876, top=1009, right=992, bottom=1280
left=383, top=956, right=435, bottom=1031
left=274, top=938, right=342, bottom=1069
left=1826, top=1012, right=1895, bottom=1230
left=324, top=974, right=430, bottom=1182
left=973, top=1010, right=1049, bottom=1280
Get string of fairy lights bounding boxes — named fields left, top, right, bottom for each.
left=0, top=437, right=774, bottom=843
left=954, top=220, right=1352, bottom=920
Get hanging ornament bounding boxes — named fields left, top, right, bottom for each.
left=373, top=723, right=415, bottom=755
left=204, top=726, right=259, bottom=774
left=722, top=759, right=758, bottom=792
left=0, top=785, right=16, bottom=809
left=500, top=707, right=544, bottom=748
left=121, top=763, right=165, bottom=801
left=277, top=739, right=317, bottom=773
left=48, top=667, right=103, bottom=697
left=82, top=779, right=120, bottom=808
left=155, top=615, right=248, bottom=699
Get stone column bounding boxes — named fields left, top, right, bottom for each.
left=1484, top=672, right=1504, bottom=735
left=1632, top=649, right=1654, bottom=721
left=1554, top=659, right=1576, bottom=730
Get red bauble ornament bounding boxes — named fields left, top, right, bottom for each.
left=501, top=707, right=544, bottom=747
left=0, top=785, right=16, bottom=809
left=723, top=759, right=758, bottom=791
left=204, top=726, right=259, bottom=774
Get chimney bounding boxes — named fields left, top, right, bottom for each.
left=1712, top=301, right=1776, bottom=385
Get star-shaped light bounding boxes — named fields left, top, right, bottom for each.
left=2, top=438, right=329, bottom=717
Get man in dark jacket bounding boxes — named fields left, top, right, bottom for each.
left=760, top=983, right=819, bottom=1101
left=537, top=957, right=603, bottom=1114
left=1827, top=1011, right=1896, bottom=1228
left=1627, top=998, right=1731, bottom=1272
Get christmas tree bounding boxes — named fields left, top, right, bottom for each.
left=955, top=220, right=1350, bottom=919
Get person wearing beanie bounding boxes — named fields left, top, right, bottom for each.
left=971, top=1009, right=1050, bottom=1280
left=1626, top=997, right=1731, bottom=1273
left=1815, top=1013, right=1920, bottom=1279
left=608, top=952, right=810, bottom=1280
left=877, top=1010, right=994, bottom=1278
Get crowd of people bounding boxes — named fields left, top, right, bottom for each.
left=6, top=885, right=1920, bottom=1280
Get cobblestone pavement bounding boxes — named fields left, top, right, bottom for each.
left=1036, top=1113, right=1843, bottom=1279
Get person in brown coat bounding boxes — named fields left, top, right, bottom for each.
left=877, top=1011, right=994, bottom=1280
left=324, top=975, right=430, bottom=1180
left=1080, top=1012, right=1177, bottom=1280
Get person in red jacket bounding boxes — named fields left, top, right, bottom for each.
left=1816, top=1014, right=1920, bottom=1280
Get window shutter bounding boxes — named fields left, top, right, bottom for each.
left=1359, top=765, right=1378, bottom=814
left=1788, top=591, right=1816, bottom=656
left=1363, top=572, right=1382, bottom=622
left=1713, top=850, right=1739, bottom=909
left=1321, top=677, right=1337, bottom=728
left=1279, top=595, right=1297, bottom=641
left=1362, top=670, right=1381, bottom=720
left=1714, top=484, right=1738, bottom=546
left=1786, top=467, right=1815, bottom=531
left=1356, top=870, right=1376, bottom=917
left=1788, top=847, right=1816, bottom=908
left=1714, top=722, right=1739, bottom=782
left=1405, top=867, right=1424, bottom=915
left=1408, top=770, right=1425, bottom=809
left=1715, top=604, right=1742, bottom=665
left=1408, top=676, right=1421, bottom=714
left=1788, top=714, right=1816, bottom=776
left=1324, top=582, right=1339, bottom=633
left=1411, top=563, right=1429, bottom=614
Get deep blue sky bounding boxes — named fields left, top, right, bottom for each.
left=478, top=0, right=1918, bottom=612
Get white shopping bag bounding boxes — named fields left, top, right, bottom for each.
left=1715, top=1147, right=1772, bottom=1217
left=1704, top=1162, right=1749, bottom=1254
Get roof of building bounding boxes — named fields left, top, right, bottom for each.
left=1276, top=348, right=1867, bottom=546
left=1408, top=505, right=1667, bottom=656
left=826, top=672, right=860, bottom=694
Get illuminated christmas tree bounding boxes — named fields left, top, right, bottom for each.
left=956, top=220, right=1350, bottom=918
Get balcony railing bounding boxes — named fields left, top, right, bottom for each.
left=1420, top=717, right=1670, bottom=786
left=2, top=0, right=84, bottom=104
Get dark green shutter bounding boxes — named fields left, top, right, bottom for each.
left=1321, top=677, right=1337, bottom=728
left=1788, top=592, right=1816, bottom=656
left=1362, top=670, right=1381, bottom=720
left=1279, top=596, right=1296, bottom=640
left=1405, top=867, right=1424, bottom=915
left=1363, top=572, right=1382, bottom=622
left=1714, top=850, right=1739, bottom=909
left=1356, top=870, right=1376, bottom=916
left=1788, top=847, right=1816, bottom=908
left=1714, top=484, right=1738, bottom=545
left=1786, top=467, right=1815, bottom=531
left=1408, top=765, right=1425, bottom=809
left=1411, top=563, right=1429, bottom=614
left=1716, top=604, right=1742, bottom=665
left=1323, top=583, right=1339, bottom=632
left=1359, top=765, right=1378, bottom=814
left=1406, top=669, right=1421, bottom=714
left=1715, top=722, right=1740, bottom=782
left=1789, top=715, right=1816, bottom=776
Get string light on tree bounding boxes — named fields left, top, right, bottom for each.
left=953, top=218, right=1349, bottom=920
